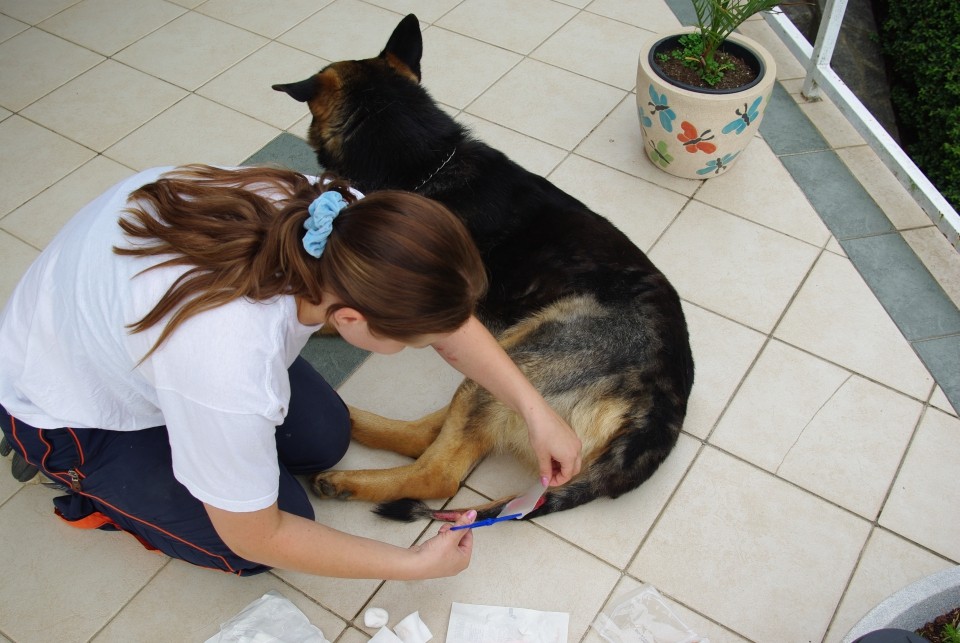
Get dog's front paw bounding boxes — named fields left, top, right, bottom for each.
left=311, top=472, right=353, bottom=500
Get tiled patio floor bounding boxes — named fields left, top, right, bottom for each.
left=1, top=1, right=958, bottom=642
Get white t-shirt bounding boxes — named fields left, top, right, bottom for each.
left=0, top=167, right=323, bottom=511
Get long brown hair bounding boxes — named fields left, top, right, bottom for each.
left=115, top=164, right=487, bottom=358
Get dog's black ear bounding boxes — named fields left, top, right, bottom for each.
left=271, top=77, right=317, bottom=103
left=380, top=13, right=423, bottom=81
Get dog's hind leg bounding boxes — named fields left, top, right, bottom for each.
left=348, top=405, right=447, bottom=458
left=313, top=389, right=497, bottom=502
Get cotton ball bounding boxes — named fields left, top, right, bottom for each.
left=364, top=607, right=389, bottom=629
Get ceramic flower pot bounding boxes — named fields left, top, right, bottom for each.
left=636, top=27, right=776, bottom=179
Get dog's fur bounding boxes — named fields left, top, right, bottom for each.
left=273, top=14, right=694, bottom=522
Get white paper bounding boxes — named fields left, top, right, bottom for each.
left=370, top=627, right=404, bottom=643
left=204, top=590, right=329, bottom=643
left=446, top=602, right=568, bottom=643
left=394, top=611, right=432, bottom=643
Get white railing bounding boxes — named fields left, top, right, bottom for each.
left=762, top=1, right=960, bottom=251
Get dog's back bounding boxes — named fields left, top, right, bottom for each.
left=274, top=14, right=693, bottom=518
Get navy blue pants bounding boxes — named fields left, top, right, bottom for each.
left=0, top=357, right=350, bottom=576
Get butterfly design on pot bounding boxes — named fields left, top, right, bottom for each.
left=697, top=152, right=740, bottom=175
left=677, top=121, right=716, bottom=154
left=722, top=96, right=764, bottom=135
left=647, top=85, right=676, bottom=132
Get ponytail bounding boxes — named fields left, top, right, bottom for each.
left=115, top=165, right=486, bottom=358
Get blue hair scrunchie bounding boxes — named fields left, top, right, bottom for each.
left=302, top=190, right=348, bottom=258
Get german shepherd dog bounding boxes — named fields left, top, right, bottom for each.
left=273, top=14, right=693, bottom=522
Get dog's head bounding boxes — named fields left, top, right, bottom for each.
left=273, top=14, right=453, bottom=187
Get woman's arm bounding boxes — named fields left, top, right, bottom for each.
left=205, top=503, right=476, bottom=579
left=431, top=316, right=582, bottom=486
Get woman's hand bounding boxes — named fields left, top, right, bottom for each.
left=410, top=510, right=476, bottom=578
left=525, top=403, right=582, bottom=486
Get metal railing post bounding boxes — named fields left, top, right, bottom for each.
left=802, top=0, right=849, bottom=99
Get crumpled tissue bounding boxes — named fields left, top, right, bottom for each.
left=204, top=590, right=329, bottom=643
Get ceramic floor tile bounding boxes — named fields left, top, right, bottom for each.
left=279, top=0, right=408, bottom=63
left=365, top=487, right=620, bottom=641
left=797, top=93, right=868, bottom=149
left=760, top=83, right=831, bottom=156
left=92, top=560, right=346, bottom=642
left=775, top=251, right=935, bottom=400
left=0, top=485, right=166, bottom=643
left=781, top=150, right=895, bottom=240
left=1, top=156, right=132, bottom=250
left=338, top=346, right=462, bottom=420
left=466, top=432, right=696, bottom=569
left=902, top=226, right=960, bottom=311
left=528, top=434, right=699, bottom=569
left=114, top=12, right=268, bottom=91
left=455, top=113, right=568, bottom=177
left=0, top=13, right=27, bottom=42
left=37, top=0, right=184, bottom=56
left=930, top=386, right=958, bottom=417
left=337, top=627, right=372, bottom=643
left=22, top=60, right=187, bottom=151
left=104, top=95, right=280, bottom=170
left=586, top=0, right=684, bottom=33
left=680, top=301, right=766, bottom=438
left=436, top=0, right=578, bottom=55
left=582, top=576, right=749, bottom=643
left=0, top=231, right=39, bottom=307
left=531, top=11, right=650, bottom=90
left=0, top=115, right=95, bottom=217
left=548, top=154, right=688, bottom=252
left=362, top=0, right=463, bottom=23
left=824, top=528, right=955, bottom=643
left=711, top=338, right=847, bottom=467
left=0, top=0, right=81, bottom=24
left=695, top=139, right=831, bottom=246
left=842, top=232, right=960, bottom=341
left=0, top=28, right=103, bottom=111
left=166, top=0, right=203, bottom=7
left=836, top=146, right=932, bottom=231
left=913, top=335, right=960, bottom=415
left=0, top=458, right=25, bottom=505
left=827, top=235, right=848, bottom=257
left=289, top=112, right=313, bottom=142
left=195, top=0, right=325, bottom=39
left=198, top=41, right=326, bottom=130
left=713, top=340, right=923, bottom=518
left=631, top=447, right=871, bottom=642
left=576, top=95, right=700, bottom=196
left=467, top=59, right=625, bottom=150
left=420, top=27, right=522, bottom=109
left=243, top=131, right=321, bottom=175
left=879, top=407, right=960, bottom=561
left=649, top=200, right=819, bottom=333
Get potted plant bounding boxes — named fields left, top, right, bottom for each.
left=636, top=0, right=781, bottom=179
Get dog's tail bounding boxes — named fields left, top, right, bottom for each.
left=372, top=478, right=598, bottom=523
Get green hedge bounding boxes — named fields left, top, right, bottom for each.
left=877, top=0, right=960, bottom=213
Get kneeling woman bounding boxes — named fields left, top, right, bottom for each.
left=0, top=165, right=581, bottom=580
